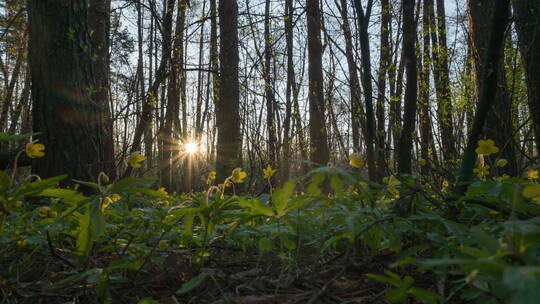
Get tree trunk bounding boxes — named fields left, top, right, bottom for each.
left=430, top=0, right=456, bottom=161
left=397, top=0, right=418, bottom=174
left=88, top=0, right=115, bottom=178
left=352, top=0, right=378, bottom=180
left=264, top=0, right=277, bottom=168
left=460, top=0, right=511, bottom=182
left=513, top=0, right=540, bottom=153
left=468, top=0, right=516, bottom=176
left=27, top=0, right=114, bottom=184
left=215, top=0, right=241, bottom=181
left=306, top=0, right=329, bottom=166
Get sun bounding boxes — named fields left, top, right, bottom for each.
left=184, top=141, right=199, bottom=154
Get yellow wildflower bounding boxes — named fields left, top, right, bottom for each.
left=208, top=171, right=217, bottom=180
left=473, top=165, right=490, bottom=178
left=25, top=140, right=45, bottom=158
left=157, top=187, right=168, bottom=196
left=526, top=170, right=539, bottom=180
left=128, top=152, right=146, bottom=168
left=387, top=176, right=401, bottom=195
left=418, top=159, right=427, bottom=167
left=231, top=168, right=247, bottom=183
left=496, top=159, right=508, bottom=167
left=442, top=180, right=449, bottom=192
left=101, top=196, right=113, bottom=212
left=523, top=184, right=540, bottom=204
left=17, top=239, right=28, bottom=247
left=158, top=240, right=169, bottom=249
left=475, top=139, right=499, bottom=156
left=39, top=206, right=50, bottom=217
left=263, top=165, right=277, bottom=179
left=110, top=194, right=122, bottom=202
left=349, top=153, right=365, bottom=168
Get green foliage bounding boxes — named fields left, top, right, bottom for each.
left=2, top=151, right=540, bottom=302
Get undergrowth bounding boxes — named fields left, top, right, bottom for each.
left=1, top=134, right=540, bottom=303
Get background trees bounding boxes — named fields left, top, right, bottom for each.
left=0, top=0, right=536, bottom=189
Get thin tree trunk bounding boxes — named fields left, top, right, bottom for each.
left=397, top=0, right=418, bottom=174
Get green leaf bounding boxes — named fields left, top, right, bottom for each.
left=258, top=237, right=273, bottom=251
left=238, top=198, right=274, bottom=217
left=0, top=171, right=10, bottom=193
left=109, top=177, right=157, bottom=193
left=408, top=287, right=442, bottom=303
left=38, top=188, right=88, bottom=205
left=76, top=199, right=105, bottom=262
left=0, top=132, right=38, bottom=142
left=176, top=273, right=208, bottom=295
left=272, top=179, right=296, bottom=216
left=330, top=174, right=344, bottom=196
left=307, top=172, right=325, bottom=196
left=13, top=174, right=67, bottom=198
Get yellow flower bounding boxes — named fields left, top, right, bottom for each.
left=496, top=159, right=508, bottom=167
left=442, top=180, right=449, bottom=190
left=473, top=165, right=490, bottom=178
left=101, top=196, right=113, bottom=212
left=208, top=171, right=217, bottom=180
left=418, top=159, right=427, bottom=167
left=39, top=206, right=50, bottom=217
left=110, top=194, right=122, bottom=202
left=526, top=170, right=539, bottom=180
left=263, top=165, right=277, bottom=179
left=25, top=140, right=45, bottom=158
left=523, top=184, right=540, bottom=204
left=387, top=176, right=401, bottom=195
left=349, top=153, right=365, bottom=168
left=128, top=152, right=146, bottom=168
left=475, top=139, right=499, bottom=156
left=382, top=177, right=389, bottom=184
left=17, top=239, right=28, bottom=247
left=158, top=240, right=169, bottom=249
left=231, top=168, right=247, bottom=183
left=157, top=187, right=168, bottom=196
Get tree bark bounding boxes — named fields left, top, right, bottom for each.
left=306, top=0, right=329, bottom=167
left=215, top=0, right=241, bottom=180
left=27, top=0, right=114, bottom=183
left=513, top=0, right=540, bottom=153
left=397, top=0, right=418, bottom=174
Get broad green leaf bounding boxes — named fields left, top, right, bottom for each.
left=176, top=273, right=208, bottom=295
left=13, top=174, right=67, bottom=198
left=238, top=198, right=274, bottom=217
left=330, top=174, right=343, bottom=196
left=307, top=172, right=325, bottom=196
left=408, top=287, right=442, bottom=303
left=272, top=179, right=296, bottom=216
left=38, top=188, right=88, bottom=205
left=258, top=237, right=273, bottom=251
left=109, top=177, right=157, bottom=192
left=76, top=200, right=105, bottom=262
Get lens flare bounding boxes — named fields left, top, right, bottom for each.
left=184, top=141, right=198, bottom=154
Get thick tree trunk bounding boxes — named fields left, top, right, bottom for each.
left=513, top=0, right=540, bottom=152
left=27, top=0, right=114, bottom=183
left=468, top=0, right=516, bottom=176
left=460, top=0, right=511, bottom=182
left=88, top=0, right=115, bottom=178
left=215, top=0, right=241, bottom=181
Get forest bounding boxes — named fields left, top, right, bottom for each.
left=0, top=0, right=539, bottom=303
